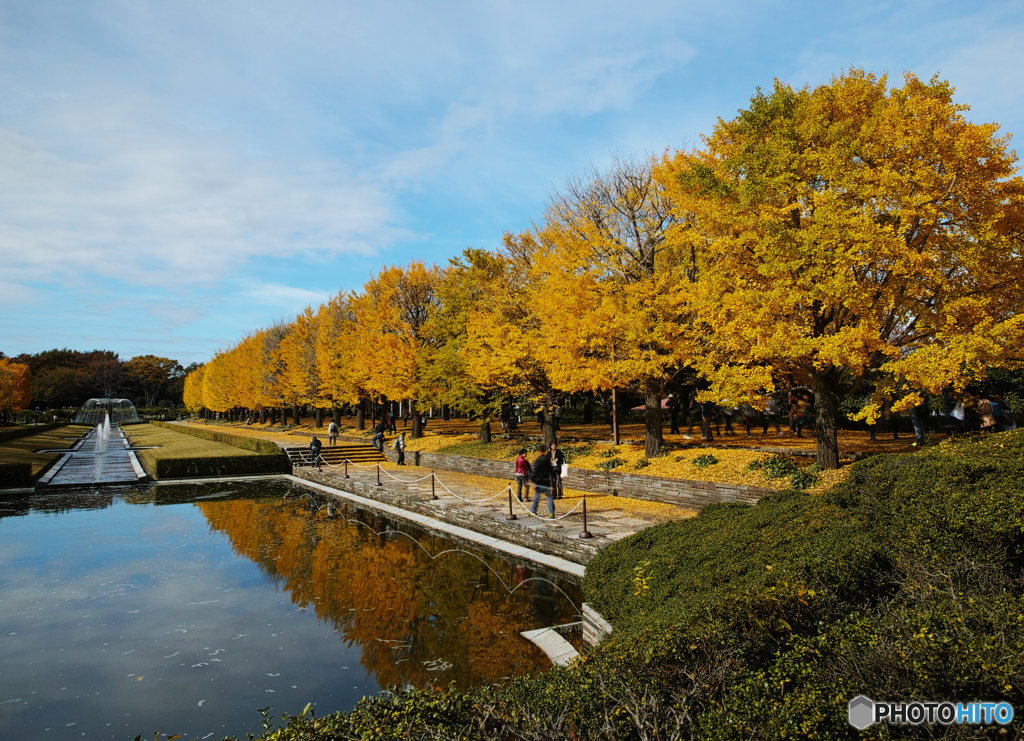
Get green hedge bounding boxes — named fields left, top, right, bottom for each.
left=149, top=420, right=281, bottom=455
left=0, top=462, right=32, bottom=487
left=0, top=424, right=59, bottom=444
left=211, top=430, right=1024, bottom=741
left=154, top=454, right=290, bottom=479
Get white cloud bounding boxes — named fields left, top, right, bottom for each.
left=0, top=114, right=397, bottom=290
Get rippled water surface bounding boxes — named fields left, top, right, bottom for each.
left=0, top=480, right=582, bottom=740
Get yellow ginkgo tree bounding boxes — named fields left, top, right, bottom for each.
left=657, top=69, right=1024, bottom=468
left=0, top=358, right=32, bottom=422
left=530, top=157, right=695, bottom=457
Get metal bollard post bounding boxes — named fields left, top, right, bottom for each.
left=344, top=459, right=349, bottom=479
left=579, top=495, right=593, bottom=539
left=431, top=472, right=438, bottom=500
left=506, top=487, right=517, bottom=521
left=376, top=463, right=382, bottom=487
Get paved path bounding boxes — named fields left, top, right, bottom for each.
left=292, top=458, right=695, bottom=566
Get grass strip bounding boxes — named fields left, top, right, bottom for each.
left=0, top=425, right=92, bottom=485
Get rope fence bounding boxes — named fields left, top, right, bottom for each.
left=290, top=448, right=596, bottom=538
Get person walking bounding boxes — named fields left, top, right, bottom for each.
left=667, top=393, right=681, bottom=435
left=373, top=420, right=387, bottom=452
left=328, top=420, right=339, bottom=446
left=514, top=449, right=531, bottom=502
left=979, top=394, right=997, bottom=432
left=529, top=444, right=556, bottom=518
left=309, top=435, right=323, bottom=471
left=550, top=442, right=566, bottom=499
left=993, top=393, right=1018, bottom=431
left=394, top=432, right=406, bottom=465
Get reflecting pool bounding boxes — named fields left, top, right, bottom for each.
left=0, top=480, right=582, bottom=740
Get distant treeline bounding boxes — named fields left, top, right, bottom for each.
left=1, top=348, right=198, bottom=409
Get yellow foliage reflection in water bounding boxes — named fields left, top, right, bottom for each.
left=196, top=491, right=581, bottom=689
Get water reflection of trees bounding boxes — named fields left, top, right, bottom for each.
left=196, top=489, right=582, bottom=689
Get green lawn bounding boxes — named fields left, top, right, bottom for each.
left=125, top=423, right=259, bottom=478
left=0, top=425, right=92, bottom=479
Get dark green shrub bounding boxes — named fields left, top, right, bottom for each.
left=692, top=454, right=719, bottom=469
left=788, top=469, right=819, bottom=490
left=559, top=443, right=592, bottom=463
left=154, top=454, right=290, bottom=479
left=749, top=454, right=798, bottom=479
left=597, top=457, right=625, bottom=471
left=635, top=457, right=650, bottom=469
left=215, top=430, right=1024, bottom=741
left=0, top=424, right=59, bottom=444
left=0, top=462, right=32, bottom=487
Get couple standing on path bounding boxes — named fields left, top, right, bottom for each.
left=514, top=443, right=566, bottom=519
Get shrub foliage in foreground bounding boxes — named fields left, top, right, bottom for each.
left=221, top=432, right=1024, bottom=740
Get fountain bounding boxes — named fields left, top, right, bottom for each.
left=74, top=398, right=141, bottom=425
left=37, top=410, right=147, bottom=488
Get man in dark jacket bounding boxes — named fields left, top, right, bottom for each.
left=309, top=435, right=323, bottom=471
left=529, top=444, right=556, bottom=518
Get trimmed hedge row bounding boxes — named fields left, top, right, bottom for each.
left=154, top=454, right=291, bottom=479
left=220, top=429, right=1024, bottom=741
left=0, top=462, right=32, bottom=488
left=0, top=424, right=60, bottom=444
left=149, top=420, right=281, bottom=455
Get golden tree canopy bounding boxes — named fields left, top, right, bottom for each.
left=657, top=69, right=1024, bottom=467
left=0, top=358, right=32, bottom=413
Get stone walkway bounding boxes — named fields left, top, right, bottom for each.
left=291, top=459, right=696, bottom=566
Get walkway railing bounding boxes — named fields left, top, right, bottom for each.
left=292, top=450, right=594, bottom=539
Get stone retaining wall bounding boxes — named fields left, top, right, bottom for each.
left=291, top=467, right=599, bottom=570
left=362, top=442, right=774, bottom=509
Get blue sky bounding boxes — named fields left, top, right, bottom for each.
left=1, top=0, right=1022, bottom=366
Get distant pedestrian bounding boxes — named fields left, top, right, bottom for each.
left=395, top=432, right=406, bottom=465
left=667, top=393, right=681, bottom=435
left=550, top=442, right=566, bottom=499
left=514, top=449, right=531, bottom=502
left=373, top=420, right=387, bottom=452
left=979, top=395, right=997, bottom=431
left=909, top=394, right=929, bottom=445
left=529, top=444, right=556, bottom=518
left=993, top=394, right=1017, bottom=431
left=700, top=401, right=716, bottom=441
left=309, top=435, right=323, bottom=471
left=328, top=420, right=339, bottom=446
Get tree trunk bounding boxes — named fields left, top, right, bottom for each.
left=480, top=420, right=491, bottom=443
left=442, top=405, right=450, bottom=421
left=812, top=371, right=841, bottom=470
left=356, top=400, right=365, bottom=430
left=315, top=407, right=323, bottom=428
left=293, top=405, right=300, bottom=426
left=281, top=407, right=289, bottom=425
left=583, top=397, right=593, bottom=424
left=644, top=378, right=664, bottom=458
left=411, top=399, right=422, bottom=439
left=543, top=398, right=557, bottom=447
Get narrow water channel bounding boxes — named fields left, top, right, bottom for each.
left=0, top=479, right=583, bottom=740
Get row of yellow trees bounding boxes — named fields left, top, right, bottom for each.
left=186, top=70, right=1024, bottom=468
